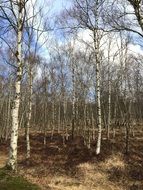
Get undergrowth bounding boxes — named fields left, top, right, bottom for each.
left=0, top=168, right=41, bottom=190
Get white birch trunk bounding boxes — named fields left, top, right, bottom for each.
left=71, top=64, right=76, bottom=139
left=107, top=39, right=111, bottom=139
left=26, top=66, right=33, bottom=159
left=94, top=1, right=102, bottom=155
left=7, top=1, right=23, bottom=170
left=95, top=33, right=102, bottom=154
left=107, top=81, right=111, bottom=139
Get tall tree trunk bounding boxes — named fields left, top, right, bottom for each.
left=26, top=66, right=33, bottom=159
left=51, top=101, right=55, bottom=139
left=94, top=1, right=102, bottom=155
left=58, top=102, right=61, bottom=133
left=95, top=33, right=102, bottom=154
left=107, top=38, right=112, bottom=139
left=71, top=63, right=76, bottom=139
left=7, top=1, right=23, bottom=171
left=107, top=82, right=111, bottom=139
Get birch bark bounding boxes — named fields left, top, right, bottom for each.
left=26, top=65, right=33, bottom=159
left=7, top=0, right=23, bottom=171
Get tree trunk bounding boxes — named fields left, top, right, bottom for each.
left=94, top=29, right=102, bottom=155
left=7, top=1, right=23, bottom=171
left=26, top=66, right=33, bottom=159
left=71, top=63, right=76, bottom=139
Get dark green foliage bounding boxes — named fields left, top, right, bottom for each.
left=0, top=168, right=41, bottom=190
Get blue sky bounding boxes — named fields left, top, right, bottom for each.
left=52, top=0, right=71, bottom=13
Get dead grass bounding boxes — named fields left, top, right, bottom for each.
left=0, top=130, right=143, bottom=190
left=0, top=153, right=7, bottom=168
left=101, top=153, right=125, bottom=170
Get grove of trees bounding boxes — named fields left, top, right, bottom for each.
left=0, top=0, right=143, bottom=173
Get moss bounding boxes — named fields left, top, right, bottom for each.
left=0, top=168, right=41, bottom=190
left=0, top=169, right=7, bottom=180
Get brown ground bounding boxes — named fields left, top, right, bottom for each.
left=0, top=130, right=143, bottom=190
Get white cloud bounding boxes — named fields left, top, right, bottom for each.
left=70, top=29, right=143, bottom=61
left=128, top=43, right=143, bottom=56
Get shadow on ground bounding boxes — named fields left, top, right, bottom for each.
left=0, top=130, right=143, bottom=190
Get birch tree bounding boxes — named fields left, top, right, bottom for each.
left=105, top=0, right=143, bottom=37
left=127, top=0, right=143, bottom=32
left=61, top=0, right=106, bottom=154
left=0, top=0, right=28, bottom=171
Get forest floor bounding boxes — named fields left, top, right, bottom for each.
left=0, top=129, right=143, bottom=190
